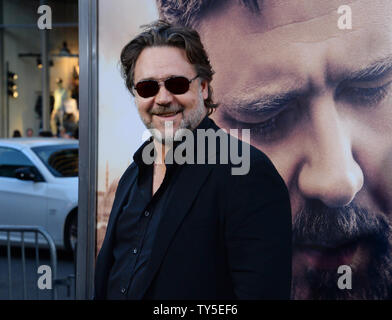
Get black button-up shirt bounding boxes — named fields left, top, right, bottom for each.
left=106, top=138, right=180, bottom=300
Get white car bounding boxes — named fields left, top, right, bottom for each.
left=0, top=138, right=78, bottom=251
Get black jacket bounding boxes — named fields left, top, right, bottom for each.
left=94, top=117, right=292, bottom=300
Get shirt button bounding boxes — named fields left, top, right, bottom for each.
left=121, top=288, right=126, bottom=294
left=132, top=248, right=137, bottom=254
left=144, top=210, right=150, bottom=217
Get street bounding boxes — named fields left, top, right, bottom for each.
left=0, top=246, right=76, bottom=300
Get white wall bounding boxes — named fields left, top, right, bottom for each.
left=98, top=0, right=158, bottom=192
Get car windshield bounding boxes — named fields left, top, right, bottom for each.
left=32, top=144, right=78, bottom=178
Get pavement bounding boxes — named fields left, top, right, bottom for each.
left=0, top=246, right=76, bottom=300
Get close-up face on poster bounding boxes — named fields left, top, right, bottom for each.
left=96, top=0, right=392, bottom=300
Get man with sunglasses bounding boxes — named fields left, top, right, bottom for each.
left=94, top=20, right=292, bottom=300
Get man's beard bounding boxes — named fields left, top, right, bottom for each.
left=141, top=93, right=206, bottom=145
left=292, top=199, right=392, bottom=299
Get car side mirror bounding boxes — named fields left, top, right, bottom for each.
left=15, top=167, right=42, bottom=182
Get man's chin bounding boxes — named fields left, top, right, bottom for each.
left=151, top=129, right=186, bottom=145
left=147, top=125, right=179, bottom=145
left=152, top=111, right=183, bottom=128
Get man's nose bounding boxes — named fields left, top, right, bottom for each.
left=154, top=84, right=173, bottom=105
left=297, top=96, right=364, bottom=207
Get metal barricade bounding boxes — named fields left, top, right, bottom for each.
left=0, top=225, right=58, bottom=300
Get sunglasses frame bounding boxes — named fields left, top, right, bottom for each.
left=134, top=75, right=199, bottom=98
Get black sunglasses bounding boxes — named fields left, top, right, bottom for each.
left=134, top=75, right=199, bottom=98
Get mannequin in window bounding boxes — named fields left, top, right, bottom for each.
left=51, top=78, right=67, bottom=136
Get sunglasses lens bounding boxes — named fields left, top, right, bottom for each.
left=135, top=81, right=159, bottom=98
left=165, top=77, right=190, bottom=95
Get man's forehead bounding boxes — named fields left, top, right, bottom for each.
left=199, top=0, right=392, bottom=45
left=134, top=46, right=195, bottom=80
left=201, top=0, right=390, bottom=34
left=199, top=0, right=392, bottom=98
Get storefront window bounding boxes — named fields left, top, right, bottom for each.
left=0, top=0, right=79, bottom=300
left=1, top=0, right=78, bottom=139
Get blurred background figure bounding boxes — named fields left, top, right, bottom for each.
left=12, top=130, right=22, bottom=137
left=25, top=128, right=33, bottom=137
left=38, top=130, right=54, bottom=137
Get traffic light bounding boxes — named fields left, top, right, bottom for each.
left=7, top=71, right=18, bottom=98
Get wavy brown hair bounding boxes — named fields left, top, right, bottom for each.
left=120, top=20, right=218, bottom=115
left=156, top=0, right=261, bottom=27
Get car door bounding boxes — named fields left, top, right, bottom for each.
left=0, top=147, right=48, bottom=233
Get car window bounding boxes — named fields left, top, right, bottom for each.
left=0, top=147, right=35, bottom=178
left=32, top=144, right=78, bottom=178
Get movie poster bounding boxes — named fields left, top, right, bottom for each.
left=96, top=1, right=158, bottom=249
left=97, top=0, right=392, bottom=299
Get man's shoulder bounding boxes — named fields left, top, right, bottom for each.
left=247, top=142, right=276, bottom=170
left=117, top=162, right=138, bottom=188
left=206, top=117, right=275, bottom=171
left=211, top=134, right=278, bottom=178
left=122, top=161, right=137, bottom=177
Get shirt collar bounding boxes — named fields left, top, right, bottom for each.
left=133, top=136, right=154, bottom=170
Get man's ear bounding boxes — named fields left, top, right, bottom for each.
left=200, top=79, right=209, bottom=100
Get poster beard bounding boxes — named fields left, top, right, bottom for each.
left=292, top=200, right=392, bottom=299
